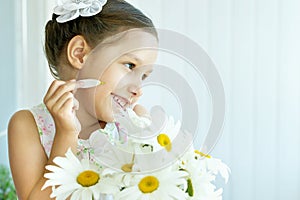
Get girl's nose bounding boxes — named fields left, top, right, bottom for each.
left=128, top=85, right=142, bottom=97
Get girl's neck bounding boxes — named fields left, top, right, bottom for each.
left=76, top=109, right=107, bottom=140
left=74, top=90, right=108, bottom=140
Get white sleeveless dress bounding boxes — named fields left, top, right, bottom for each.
left=30, top=103, right=117, bottom=200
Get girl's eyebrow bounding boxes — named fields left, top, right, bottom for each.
left=123, top=53, right=143, bottom=64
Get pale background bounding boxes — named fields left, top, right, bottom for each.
left=1, top=0, right=300, bottom=200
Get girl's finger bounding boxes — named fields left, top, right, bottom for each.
left=133, top=104, right=150, bottom=118
left=51, top=92, right=74, bottom=113
left=73, top=98, right=80, bottom=111
left=60, top=97, right=74, bottom=115
left=43, top=80, right=66, bottom=103
left=46, top=81, right=77, bottom=107
left=60, top=98, right=79, bottom=130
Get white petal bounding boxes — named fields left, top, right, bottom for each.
left=44, top=172, right=74, bottom=184
left=115, top=186, right=138, bottom=199
left=65, top=148, right=82, bottom=166
left=45, top=164, right=64, bottom=173
left=55, top=189, right=74, bottom=200
left=81, top=188, right=93, bottom=199
left=91, top=187, right=101, bottom=199
left=164, top=186, right=186, bottom=200
left=219, top=162, right=231, bottom=183
left=41, top=179, right=57, bottom=191
left=51, top=183, right=80, bottom=198
left=53, top=156, right=81, bottom=173
left=70, top=189, right=81, bottom=200
left=155, top=191, right=173, bottom=200
left=80, top=158, right=91, bottom=169
left=101, top=168, right=118, bottom=176
left=96, top=178, right=119, bottom=194
left=41, top=178, right=72, bottom=190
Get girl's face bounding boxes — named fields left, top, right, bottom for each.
left=84, top=30, right=158, bottom=122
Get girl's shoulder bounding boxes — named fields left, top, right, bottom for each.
left=8, top=103, right=55, bottom=157
left=9, top=109, right=37, bottom=132
left=8, top=109, right=42, bottom=155
left=8, top=105, right=48, bottom=142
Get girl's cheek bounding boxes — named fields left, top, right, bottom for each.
left=131, top=94, right=142, bottom=105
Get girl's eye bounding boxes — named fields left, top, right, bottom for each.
left=124, top=63, right=136, bottom=70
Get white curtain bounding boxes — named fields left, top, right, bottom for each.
left=16, top=0, right=54, bottom=109
left=128, top=1, right=300, bottom=200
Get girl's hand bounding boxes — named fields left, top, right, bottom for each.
left=43, top=80, right=81, bottom=134
left=133, top=104, right=151, bottom=119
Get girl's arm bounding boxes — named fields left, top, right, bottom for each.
left=8, top=80, right=78, bottom=200
left=8, top=110, right=52, bottom=199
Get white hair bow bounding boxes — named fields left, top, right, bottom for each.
left=54, top=0, right=107, bottom=23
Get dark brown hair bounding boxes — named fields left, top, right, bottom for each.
left=45, top=0, right=157, bottom=79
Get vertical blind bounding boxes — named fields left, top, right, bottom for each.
left=127, top=0, right=300, bottom=200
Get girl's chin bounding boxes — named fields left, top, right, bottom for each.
left=96, top=105, right=126, bottom=124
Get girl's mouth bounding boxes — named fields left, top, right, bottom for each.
left=112, top=93, right=130, bottom=110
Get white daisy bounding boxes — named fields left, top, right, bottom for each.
left=79, top=130, right=141, bottom=173
left=118, top=114, right=183, bottom=154
left=42, top=148, right=119, bottom=200
left=179, top=148, right=230, bottom=183
left=114, top=106, right=168, bottom=141
left=185, top=167, right=223, bottom=200
left=179, top=148, right=230, bottom=199
left=130, top=119, right=193, bottom=173
left=151, top=116, right=181, bottom=152
left=194, top=150, right=230, bottom=183
left=115, top=167, right=188, bottom=200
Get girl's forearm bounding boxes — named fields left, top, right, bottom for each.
left=48, top=130, right=78, bottom=162
left=27, top=131, right=78, bottom=200
left=27, top=176, right=54, bottom=200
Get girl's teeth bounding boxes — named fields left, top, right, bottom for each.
left=113, top=95, right=128, bottom=108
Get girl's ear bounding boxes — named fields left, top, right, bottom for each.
left=67, top=35, right=91, bottom=70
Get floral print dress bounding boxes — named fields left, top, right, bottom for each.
left=30, top=103, right=120, bottom=157
left=30, top=103, right=117, bottom=200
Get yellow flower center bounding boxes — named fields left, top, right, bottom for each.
left=76, top=170, right=100, bottom=187
left=194, top=150, right=211, bottom=158
left=138, top=176, right=159, bottom=193
left=157, top=133, right=172, bottom=152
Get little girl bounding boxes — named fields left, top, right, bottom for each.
left=8, top=0, right=158, bottom=199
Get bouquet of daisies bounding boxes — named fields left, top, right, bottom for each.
left=42, top=108, right=230, bottom=200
